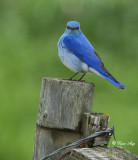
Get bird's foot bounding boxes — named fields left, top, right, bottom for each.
left=78, top=73, right=86, bottom=81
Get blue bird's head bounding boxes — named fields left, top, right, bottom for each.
left=67, top=21, right=80, bottom=30
left=65, top=21, right=81, bottom=36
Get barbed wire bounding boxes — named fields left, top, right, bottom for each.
left=41, top=126, right=115, bottom=160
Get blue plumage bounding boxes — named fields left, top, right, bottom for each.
left=58, top=21, right=126, bottom=89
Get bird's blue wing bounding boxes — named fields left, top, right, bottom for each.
left=63, top=33, right=126, bottom=89
left=63, top=33, right=108, bottom=76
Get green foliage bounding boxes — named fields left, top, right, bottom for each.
left=0, top=0, right=138, bottom=159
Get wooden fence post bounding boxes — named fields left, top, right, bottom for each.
left=33, top=78, right=138, bottom=160
left=33, top=78, right=94, bottom=160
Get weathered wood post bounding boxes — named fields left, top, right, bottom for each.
left=33, top=78, right=138, bottom=160
left=65, top=147, right=138, bottom=160
left=33, top=78, right=94, bottom=160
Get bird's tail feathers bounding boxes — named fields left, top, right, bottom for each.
left=102, top=75, right=126, bottom=89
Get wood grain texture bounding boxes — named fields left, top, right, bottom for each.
left=65, top=147, right=138, bottom=160
left=88, top=113, right=110, bottom=146
left=81, top=113, right=90, bottom=147
left=37, top=78, right=94, bottom=131
left=33, top=125, right=81, bottom=160
left=33, top=78, right=94, bottom=160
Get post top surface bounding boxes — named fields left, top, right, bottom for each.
left=42, top=77, right=94, bottom=86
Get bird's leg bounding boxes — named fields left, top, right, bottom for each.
left=78, top=73, right=86, bottom=81
left=69, top=72, right=79, bottom=80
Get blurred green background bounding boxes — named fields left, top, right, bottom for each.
left=0, top=0, right=138, bottom=159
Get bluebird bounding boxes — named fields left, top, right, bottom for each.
left=57, top=21, right=126, bottom=89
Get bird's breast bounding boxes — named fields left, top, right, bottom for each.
left=58, top=40, right=88, bottom=73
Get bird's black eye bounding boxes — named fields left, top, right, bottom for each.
left=67, top=26, right=79, bottom=30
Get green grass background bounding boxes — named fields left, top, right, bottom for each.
left=0, top=0, right=138, bottom=159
